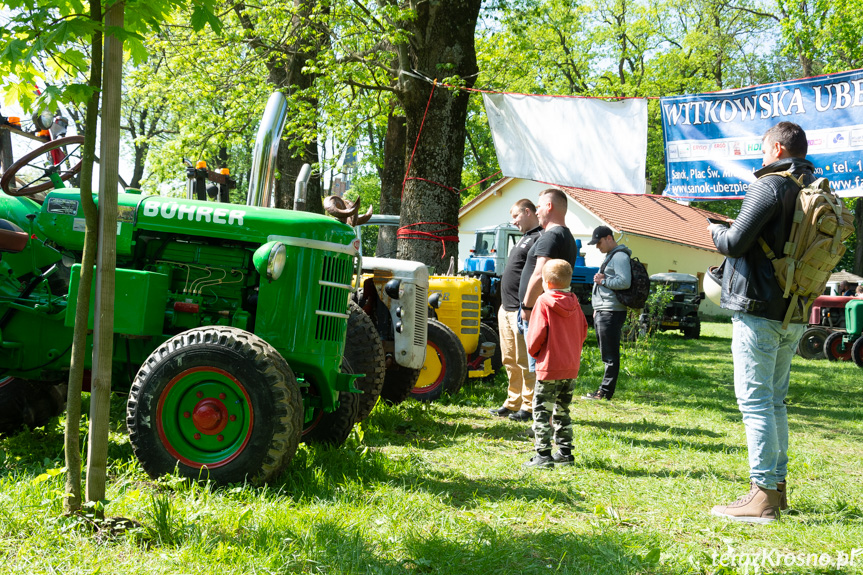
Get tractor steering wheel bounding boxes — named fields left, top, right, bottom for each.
left=0, top=136, right=85, bottom=197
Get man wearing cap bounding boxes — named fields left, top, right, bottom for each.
left=584, top=226, right=631, bottom=401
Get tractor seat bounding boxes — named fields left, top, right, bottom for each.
left=0, top=219, right=29, bottom=253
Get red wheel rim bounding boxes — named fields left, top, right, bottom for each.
left=413, top=341, right=446, bottom=394
left=156, top=366, right=254, bottom=468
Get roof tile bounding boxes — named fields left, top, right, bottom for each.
left=560, top=187, right=727, bottom=252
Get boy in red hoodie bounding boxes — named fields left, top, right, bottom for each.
left=524, top=259, right=588, bottom=468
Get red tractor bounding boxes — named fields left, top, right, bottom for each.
left=821, top=299, right=863, bottom=365
left=796, top=295, right=854, bottom=360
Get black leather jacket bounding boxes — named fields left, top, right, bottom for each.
left=711, top=157, right=815, bottom=322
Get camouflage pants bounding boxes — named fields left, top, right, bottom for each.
left=532, top=378, right=575, bottom=453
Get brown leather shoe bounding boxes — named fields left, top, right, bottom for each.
left=776, top=481, right=787, bottom=510
left=711, top=483, right=781, bottom=524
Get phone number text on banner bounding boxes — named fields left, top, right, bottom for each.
left=661, top=69, right=863, bottom=200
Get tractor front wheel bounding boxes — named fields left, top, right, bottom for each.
left=411, top=319, right=467, bottom=402
left=126, top=327, right=302, bottom=485
left=851, top=337, right=863, bottom=368
left=824, top=331, right=852, bottom=361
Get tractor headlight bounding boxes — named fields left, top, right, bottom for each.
left=428, top=292, right=442, bottom=309
left=384, top=279, right=402, bottom=300
left=253, top=241, right=287, bottom=281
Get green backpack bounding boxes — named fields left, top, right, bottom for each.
left=758, top=173, right=855, bottom=328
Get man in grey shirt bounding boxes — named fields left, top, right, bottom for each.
left=584, top=225, right=631, bottom=400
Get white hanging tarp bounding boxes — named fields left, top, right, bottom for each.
left=483, top=93, right=648, bottom=194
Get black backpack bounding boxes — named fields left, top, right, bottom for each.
left=600, top=247, right=650, bottom=309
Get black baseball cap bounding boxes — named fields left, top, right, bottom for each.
left=588, top=225, right=614, bottom=245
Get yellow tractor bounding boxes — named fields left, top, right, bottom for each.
left=418, top=274, right=497, bottom=401
left=355, top=216, right=498, bottom=402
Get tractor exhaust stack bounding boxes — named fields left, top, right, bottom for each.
left=246, top=92, right=288, bottom=207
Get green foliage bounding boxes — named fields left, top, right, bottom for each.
left=0, top=0, right=223, bottom=113
left=636, top=284, right=674, bottom=337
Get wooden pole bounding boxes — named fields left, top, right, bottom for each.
left=64, top=0, right=103, bottom=512
left=86, top=0, right=124, bottom=503
left=0, top=127, right=13, bottom=172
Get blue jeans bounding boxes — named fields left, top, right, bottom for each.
left=731, top=312, right=805, bottom=489
left=518, top=315, right=536, bottom=373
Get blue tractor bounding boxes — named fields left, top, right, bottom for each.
left=463, top=225, right=599, bottom=325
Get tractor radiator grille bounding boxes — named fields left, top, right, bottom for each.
left=315, top=254, right=353, bottom=342
left=415, top=284, right=428, bottom=347
left=461, top=293, right=480, bottom=335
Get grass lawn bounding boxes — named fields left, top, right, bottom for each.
left=1, top=321, right=861, bottom=574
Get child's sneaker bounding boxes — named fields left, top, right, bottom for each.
left=552, top=451, right=574, bottom=466
left=523, top=454, right=554, bottom=469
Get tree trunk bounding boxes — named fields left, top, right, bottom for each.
left=0, top=127, right=12, bottom=171
left=259, top=0, right=324, bottom=214
left=377, top=111, right=405, bottom=257
left=274, top=140, right=322, bottom=213
left=64, top=0, right=102, bottom=514
left=394, top=0, right=481, bottom=271
left=86, top=0, right=124, bottom=504
left=855, top=198, right=863, bottom=276
left=129, top=132, right=148, bottom=190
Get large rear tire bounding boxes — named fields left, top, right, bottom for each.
left=468, top=322, right=501, bottom=381
left=126, top=327, right=302, bottom=485
left=344, top=301, right=385, bottom=422
left=0, top=377, right=66, bottom=434
left=797, top=327, right=829, bottom=359
left=379, top=365, right=420, bottom=405
left=302, top=361, right=361, bottom=447
left=411, top=319, right=467, bottom=402
left=824, top=331, right=852, bottom=361
left=479, top=321, right=503, bottom=373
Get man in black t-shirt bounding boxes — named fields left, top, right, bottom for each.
left=490, top=199, right=542, bottom=421
left=508, top=188, right=577, bottom=422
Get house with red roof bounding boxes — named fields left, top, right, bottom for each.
left=459, top=177, right=731, bottom=315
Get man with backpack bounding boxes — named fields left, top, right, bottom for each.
left=708, top=122, right=815, bottom=524
left=584, top=225, right=631, bottom=401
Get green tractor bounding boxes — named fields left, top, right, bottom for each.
left=0, top=93, right=368, bottom=484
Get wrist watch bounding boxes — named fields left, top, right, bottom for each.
left=522, top=302, right=533, bottom=310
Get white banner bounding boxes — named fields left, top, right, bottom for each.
left=483, top=93, right=648, bottom=194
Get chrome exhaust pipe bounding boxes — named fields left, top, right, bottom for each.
left=246, top=92, right=288, bottom=207
left=294, top=163, right=311, bottom=211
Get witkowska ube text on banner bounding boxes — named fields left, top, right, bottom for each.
left=661, top=69, right=863, bottom=200
left=483, top=93, right=648, bottom=195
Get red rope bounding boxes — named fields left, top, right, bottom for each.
left=437, top=82, right=658, bottom=100
left=433, top=65, right=863, bottom=100
left=462, top=169, right=502, bottom=191
left=403, top=171, right=504, bottom=196
left=397, top=222, right=459, bottom=259
left=404, top=176, right=459, bottom=194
